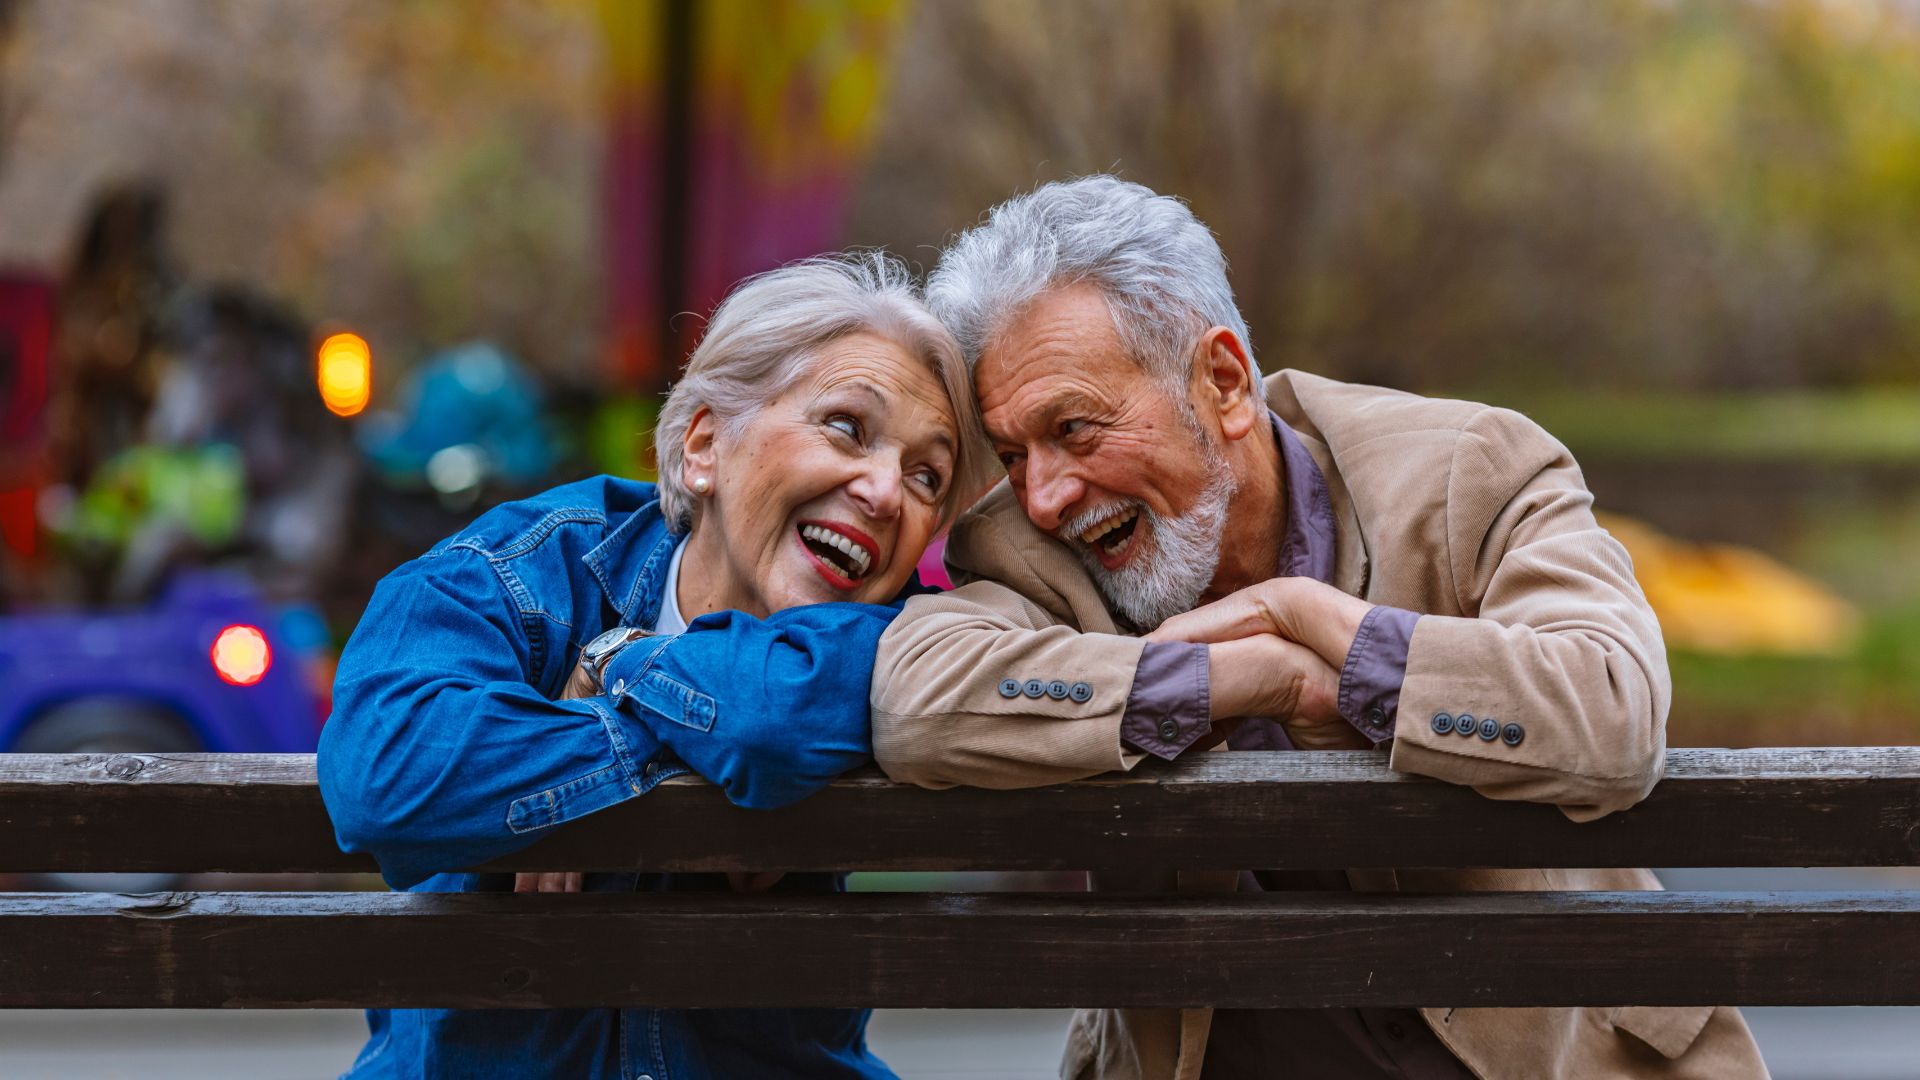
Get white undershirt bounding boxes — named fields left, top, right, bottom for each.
left=652, top=540, right=690, bottom=635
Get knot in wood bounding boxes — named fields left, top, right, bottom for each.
left=501, top=967, right=533, bottom=992
left=100, top=754, right=154, bottom=781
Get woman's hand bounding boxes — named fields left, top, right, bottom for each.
left=514, top=872, right=582, bottom=893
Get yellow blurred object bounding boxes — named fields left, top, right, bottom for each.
left=317, top=332, right=372, bottom=417
left=1596, top=512, right=1861, bottom=657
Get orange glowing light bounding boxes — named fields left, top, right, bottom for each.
left=317, top=332, right=372, bottom=417
left=210, top=624, right=272, bottom=686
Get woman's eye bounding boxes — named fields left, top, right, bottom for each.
left=911, top=468, right=945, bottom=495
left=825, top=415, right=861, bottom=440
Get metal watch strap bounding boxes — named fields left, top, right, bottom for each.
left=581, top=626, right=651, bottom=690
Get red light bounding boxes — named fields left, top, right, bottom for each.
left=211, top=624, right=272, bottom=686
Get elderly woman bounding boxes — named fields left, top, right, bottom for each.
left=317, top=253, right=988, bottom=1079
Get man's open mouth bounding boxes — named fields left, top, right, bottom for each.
left=798, top=522, right=873, bottom=586
left=1078, top=506, right=1141, bottom=560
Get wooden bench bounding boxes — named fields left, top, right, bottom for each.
left=2, top=748, right=1917, bottom=1009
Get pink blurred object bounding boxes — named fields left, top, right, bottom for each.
left=916, top=534, right=952, bottom=590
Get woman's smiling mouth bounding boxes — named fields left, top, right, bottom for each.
left=796, top=520, right=877, bottom=590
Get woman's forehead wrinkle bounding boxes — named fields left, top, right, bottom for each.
left=809, top=349, right=959, bottom=455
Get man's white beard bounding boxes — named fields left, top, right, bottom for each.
left=1072, top=451, right=1237, bottom=631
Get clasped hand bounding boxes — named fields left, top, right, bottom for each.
left=1144, top=576, right=1377, bottom=751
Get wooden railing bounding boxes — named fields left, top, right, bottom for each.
left=2, top=748, right=1917, bottom=1009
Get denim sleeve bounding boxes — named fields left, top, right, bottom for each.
left=1336, top=605, right=1421, bottom=745
left=319, top=551, right=678, bottom=890
left=600, top=602, right=896, bottom=810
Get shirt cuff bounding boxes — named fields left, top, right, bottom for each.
left=1120, top=641, right=1212, bottom=760
left=1336, top=605, right=1420, bottom=745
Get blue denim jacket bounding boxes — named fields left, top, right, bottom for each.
left=318, top=475, right=908, bottom=1079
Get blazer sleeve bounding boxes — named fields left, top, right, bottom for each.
left=870, top=518, right=1149, bottom=789
left=1387, top=406, right=1672, bottom=821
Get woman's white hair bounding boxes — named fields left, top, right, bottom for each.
left=926, top=175, right=1257, bottom=393
left=654, top=252, right=988, bottom=533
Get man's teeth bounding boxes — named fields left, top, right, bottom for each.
left=801, top=524, right=871, bottom=575
left=1078, top=507, right=1139, bottom=545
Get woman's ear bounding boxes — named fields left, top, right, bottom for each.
left=681, top=406, right=719, bottom=487
left=1195, top=327, right=1261, bottom=442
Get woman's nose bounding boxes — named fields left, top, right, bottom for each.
left=847, top=454, right=904, bottom=520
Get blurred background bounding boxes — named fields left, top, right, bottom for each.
left=0, top=1, right=1916, bottom=1076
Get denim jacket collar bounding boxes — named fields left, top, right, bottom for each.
left=581, top=494, right=682, bottom=628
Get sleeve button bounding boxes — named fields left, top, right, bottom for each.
left=1158, top=719, right=1180, bottom=740
left=1478, top=716, right=1500, bottom=741
left=1430, top=712, right=1455, bottom=735
left=1455, top=714, right=1478, bottom=738
left=1502, top=721, right=1525, bottom=747
left=998, top=678, right=1022, bottom=698
left=1023, top=679, right=1047, bottom=698
left=1069, top=682, right=1093, bottom=703
left=1046, top=680, right=1070, bottom=700
left=1363, top=706, right=1388, bottom=731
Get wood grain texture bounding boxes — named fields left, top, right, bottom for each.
left=2, top=748, right=1917, bottom=873
left=2, top=890, right=1915, bottom=1009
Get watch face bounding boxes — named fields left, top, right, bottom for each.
left=587, top=626, right=648, bottom=663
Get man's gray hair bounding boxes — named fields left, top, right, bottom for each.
left=926, top=175, right=1257, bottom=391
left=655, top=252, right=986, bottom=533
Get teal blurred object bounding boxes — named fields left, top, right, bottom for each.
left=358, top=342, right=557, bottom=495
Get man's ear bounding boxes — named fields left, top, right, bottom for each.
left=1195, top=326, right=1261, bottom=442
left=681, top=406, right=719, bottom=483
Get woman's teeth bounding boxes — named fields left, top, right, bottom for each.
left=800, top=524, right=871, bottom=577
left=1079, top=507, right=1140, bottom=555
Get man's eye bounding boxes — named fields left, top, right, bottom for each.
left=997, top=450, right=1024, bottom=470
left=1059, top=419, right=1088, bottom=437
left=826, top=415, right=861, bottom=440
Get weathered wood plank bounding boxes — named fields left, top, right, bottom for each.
left=2, top=890, right=1915, bottom=1009
left=1, top=748, right=1917, bottom=873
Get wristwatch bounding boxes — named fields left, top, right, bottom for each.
left=577, top=626, right=652, bottom=694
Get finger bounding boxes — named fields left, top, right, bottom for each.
left=538, top=872, right=567, bottom=893
left=514, top=873, right=536, bottom=894
left=1145, top=595, right=1270, bottom=644
left=564, top=872, right=583, bottom=893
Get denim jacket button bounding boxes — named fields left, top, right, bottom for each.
left=610, top=678, right=626, bottom=697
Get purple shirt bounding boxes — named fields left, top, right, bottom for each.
left=1116, top=415, right=1470, bottom=1080
left=1120, top=414, right=1421, bottom=756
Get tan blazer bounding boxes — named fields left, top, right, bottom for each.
left=871, top=370, right=1768, bottom=1080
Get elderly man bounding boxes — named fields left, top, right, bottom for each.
left=870, top=176, right=1768, bottom=1080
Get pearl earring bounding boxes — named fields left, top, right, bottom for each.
left=692, top=476, right=710, bottom=495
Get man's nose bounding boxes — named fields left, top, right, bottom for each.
left=1021, top=452, right=1085, bottom=534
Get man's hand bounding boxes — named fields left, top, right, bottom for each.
left=1148, top=578, right=1377, bottom=751
left=1191, top=633, right=1362, bottom=750
left=1151, top=576, right=1374, bottom=674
